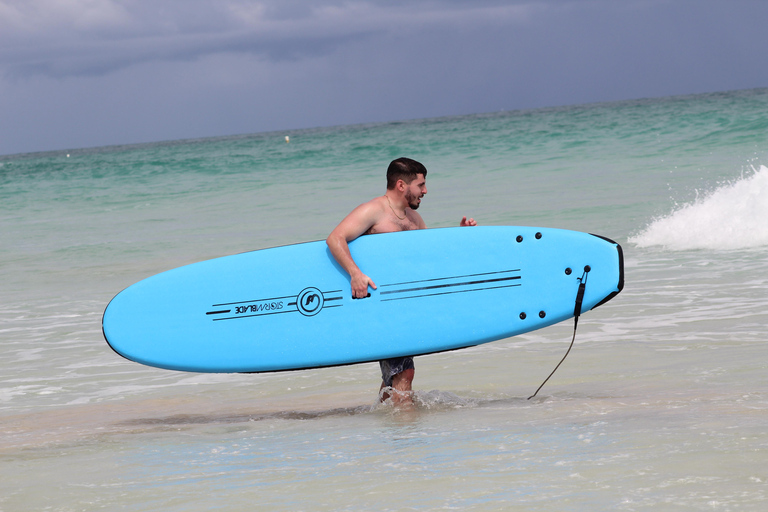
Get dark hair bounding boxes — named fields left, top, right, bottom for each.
left=386, top=157, right=427, bottom=190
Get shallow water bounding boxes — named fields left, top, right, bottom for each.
left=1, top=88, right=768, bottom=510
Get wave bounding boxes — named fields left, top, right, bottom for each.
left=630, top=165, right=768, bottom=251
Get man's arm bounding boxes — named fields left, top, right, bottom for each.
left=326, top=201, right=382, bottom=298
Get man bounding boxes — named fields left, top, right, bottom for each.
left=326, top=157, right=476, bottom=405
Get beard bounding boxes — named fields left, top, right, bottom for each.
left=405, top=189, right=422, bottom=210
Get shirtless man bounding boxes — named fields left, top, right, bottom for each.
left=326, top=157, right=476, bottom=405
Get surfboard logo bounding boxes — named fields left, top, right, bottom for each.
left=206, top=287, right=342, bottom=321
left=296, top=287, right=324, bottom=316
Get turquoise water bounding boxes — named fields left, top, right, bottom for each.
left=2, top=88, right=768, bottom=510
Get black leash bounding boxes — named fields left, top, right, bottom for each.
left=528, top=266, right=590, bottom=400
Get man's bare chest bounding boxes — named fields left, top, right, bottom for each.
left=366, top=216, right=420, bottom=234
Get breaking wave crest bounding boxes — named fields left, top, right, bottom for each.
left=630, top=165, right=768, bottom=251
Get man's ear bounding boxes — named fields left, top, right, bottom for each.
left=395, top=179, right=406, bottom=192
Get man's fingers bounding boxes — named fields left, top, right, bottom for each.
left=351, top=275, right=376, bottom=298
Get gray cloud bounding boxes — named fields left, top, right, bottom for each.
left=0, top=0, right=535, bottom=78
left=2, top=0, right=768, bottom=155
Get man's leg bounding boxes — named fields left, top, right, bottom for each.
left=380, top=368, right=415, bottom=405
left=379, top=357, right=415, bottom=405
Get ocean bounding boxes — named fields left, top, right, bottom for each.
left=1, top=88, right=767, bottom=511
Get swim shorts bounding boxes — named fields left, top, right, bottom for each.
left=379, top=357, right=415, bottom=387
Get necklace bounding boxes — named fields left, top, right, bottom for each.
left=385, top=194, right=406, bottom=220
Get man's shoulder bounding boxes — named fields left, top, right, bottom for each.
left=366, top=195, right=387, bottom=207
left=354, top=196, right=387, bottom=216
left=338, top=196, right=387, bottom=230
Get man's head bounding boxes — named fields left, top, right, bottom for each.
left=386, top=157, right=427, bottom=190
left=387, top=157, right=427, bottom=210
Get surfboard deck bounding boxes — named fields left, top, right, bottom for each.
left=103, top=226, right=623, bottom=373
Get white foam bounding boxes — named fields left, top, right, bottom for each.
left=630, top=165, right=768, bottom=251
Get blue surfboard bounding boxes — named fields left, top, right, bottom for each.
left=103, top=226, right=623, bottom=373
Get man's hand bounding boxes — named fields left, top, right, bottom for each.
left=460, top=216, right=477, bottom=227
left=351, top=271, right=377, bottom=298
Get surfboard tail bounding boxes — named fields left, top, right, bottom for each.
left=589, top=234, right=624, bottom=310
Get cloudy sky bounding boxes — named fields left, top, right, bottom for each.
left=2, top=0, right=767, bottom=155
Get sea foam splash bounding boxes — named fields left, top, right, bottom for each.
left=630, top=165, right=768, bottom=251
